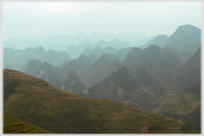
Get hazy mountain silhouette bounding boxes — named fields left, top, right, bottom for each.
left=63, top=70, right=85, bottom=95
left=123, top=44, right=181, bottom=70
left=4, top=46, right=72, bottom=72
left=167, top=24, right=201, bottom=53
left=139, top=35, right=168, bottom=49
left=60, top=53, right=91, bottom=74
left=25, top=59, right=42, bottom=77
left=173, top=47, right=201, bottom=91
left=116, top=47, right=133, bottom=61
left=78, top=54, right=123, bottom=86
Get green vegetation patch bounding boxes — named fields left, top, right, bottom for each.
left=4, top=113, right=51, bottom=133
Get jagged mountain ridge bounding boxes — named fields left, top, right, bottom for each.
left=4, top=46, right=72, bottom=72
left=122, top=44, right=181, bottom=70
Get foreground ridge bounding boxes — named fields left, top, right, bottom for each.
left=4, top=69, right=197, bottom=133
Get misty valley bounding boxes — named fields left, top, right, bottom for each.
left=3, top=24, right=201, bottom=133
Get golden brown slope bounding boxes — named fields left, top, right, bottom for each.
left=3, top=69, right=197, bottom=133
left=4, top=112, right=51, bottom=133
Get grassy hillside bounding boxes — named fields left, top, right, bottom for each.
left=4, top=113, right=51, bottom=133
left=3, top=69, right=196, bottom=133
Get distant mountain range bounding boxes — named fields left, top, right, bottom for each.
left=4, top=46, right=72, bottom=72
left=65, top=39, right=130, bottom=59
left=3, top=24, right=201, bottom=133
left=4, top=32, right=153, bottom=50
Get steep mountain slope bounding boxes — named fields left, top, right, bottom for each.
left=123, top=45, right=181, bottom=70
left=173, top=47, right=201, bottom=91
left=166, top=24, right=201, bottom=62
left=167, top=24, right=201, bottom=53
left=116, top=47, right=133, bottom=61
left=60, top=53, right=91, bottom=74
left=25, top=60, right=86, bottom=94
left=181, top=105, right=201, bottom=132
left=154, top=81, right=201, bottom=132
left=88, top=66, right=165, bottom=109
left=122, top=47, right=142, bottom=68
left=88, top=54, right=99, bottom=64
left=4, top=69, right=195, bottom=133
left=4, top=113, right=51, bottom=134
left=79, top=54, right=123, bottom=86
left=63, top=70, right=85, bottom=95
left=36, top=61, right=67, bottom=90
left=146, top=49, right=201, bottom=132
left=88, top=66, right=139, bottom=106
left=138, top=24, right=201, bottom=63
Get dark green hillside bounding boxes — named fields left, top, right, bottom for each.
left=4, top=113, right=51, bottom=133
left=4, top=69, right=195, bottom=133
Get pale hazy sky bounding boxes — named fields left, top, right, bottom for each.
left=3, top=1, right=202, bottom=41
